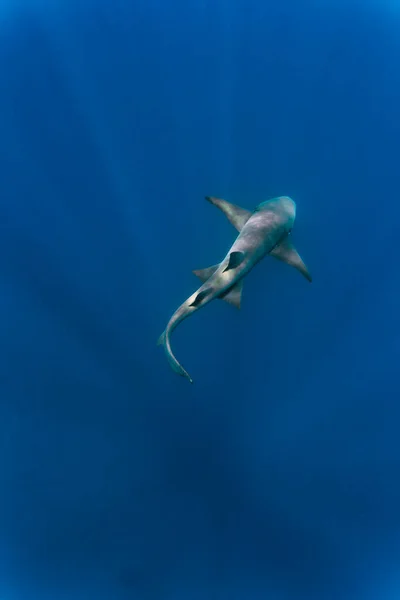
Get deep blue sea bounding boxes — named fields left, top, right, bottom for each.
left=1, top=1, right=400, bottom=598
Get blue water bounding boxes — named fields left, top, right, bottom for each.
left=1, top=1, right=400, bottom=598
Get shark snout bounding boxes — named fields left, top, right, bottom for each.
left=279, top=196, right=296, bottom=218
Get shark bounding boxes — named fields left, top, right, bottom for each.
left=157, top=195, right=311, bottom=384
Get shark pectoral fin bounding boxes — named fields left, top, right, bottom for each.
left=218, top=279, right=244, bottom=309
left=205, top=196, right=251, bottom=232
left=193, top=263, right=220, bottom=283
left=270, top=238, right=312, bottom=282
left=223, top=251, right=245, bottom=272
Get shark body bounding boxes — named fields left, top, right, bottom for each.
left=157, top=195, right=311, bottom=383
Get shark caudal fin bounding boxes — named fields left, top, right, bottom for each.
left=157, top=331, right=166, bottom=346
left=270, top=237, right=312, bottom=282
left=157, top=329, right=194, bottom=383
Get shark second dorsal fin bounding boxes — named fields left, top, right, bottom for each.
left=193, top=264, right=244, bottom=309
left=193, top=263, right=220, bottom=283
left=205, top=196, right=251, bottom=232
left=270, top=237, right=312, bottom=282
left=190, top=287, right=213, bottom=307
left=218, top=279, right=244, bottom=309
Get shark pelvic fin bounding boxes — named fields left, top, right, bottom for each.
left=193, top=263, right=220, bottom=283
left=223, top=251, right=245, bottom=272
left=270, top=237, right=312, bottom=282
left=205, top=196, right=251, bottom=232
left=218, top=279, right=244, bottom=309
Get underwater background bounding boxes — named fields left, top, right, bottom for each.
left=1, top=0, right=400, bottom=598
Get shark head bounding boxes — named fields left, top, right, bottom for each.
left=255, top=196, right=296, bottom=230
left=277, top=196, right=296, bottom=219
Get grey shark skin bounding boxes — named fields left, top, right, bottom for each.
left=157, top=195, right=311, bottom=384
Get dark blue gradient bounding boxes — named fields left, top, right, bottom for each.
left=1, top=1, right=400, bottom=598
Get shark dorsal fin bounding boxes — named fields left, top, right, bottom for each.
left=218, top=280, right=243, bottom=309
left=205, top=196, right=251, bottom=232
left=193, top=263, right=220, bottom=283
left=270, top=237, right=312, bottom=282
left=190, top=287, right=213, bottom=307
left=223, top=251, right=245, bottom=272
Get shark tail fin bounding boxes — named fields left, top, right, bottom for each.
left=157, top=331, right=166, bottom=346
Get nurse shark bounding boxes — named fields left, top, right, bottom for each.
left=157, top=195, right=311, bottom=384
